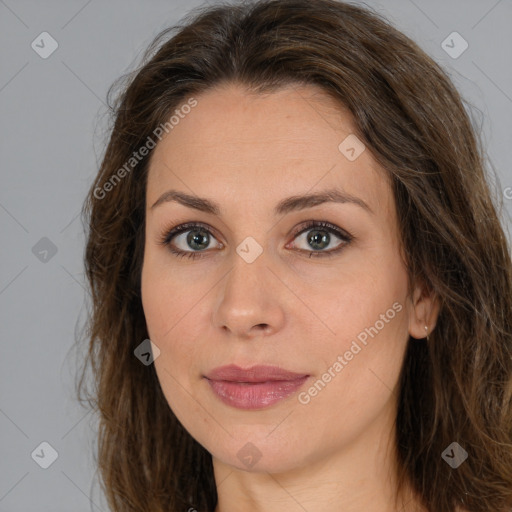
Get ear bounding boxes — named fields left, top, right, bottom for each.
left=407, top=279, right=440, bottom=340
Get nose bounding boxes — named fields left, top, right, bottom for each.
left=211, top=251, right=286, bottom=340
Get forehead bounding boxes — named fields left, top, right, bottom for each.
left=146, top=82, right=393, bottom=221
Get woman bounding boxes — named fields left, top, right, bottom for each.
left=78, top=1, right=512, bottom=511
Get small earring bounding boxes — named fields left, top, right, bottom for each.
left=425, top=325, right=429, bottom=341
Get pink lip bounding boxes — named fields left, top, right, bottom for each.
left=204, top=365, right=309, bottom=410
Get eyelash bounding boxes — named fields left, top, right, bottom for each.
left=157, top=220, right=354, bottom=260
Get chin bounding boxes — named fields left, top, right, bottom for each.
left=206, top=431, right=317, bottom=475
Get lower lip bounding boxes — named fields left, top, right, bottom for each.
left=205, top=376, right=309, bottom=410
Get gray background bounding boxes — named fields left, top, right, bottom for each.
left=1, top=0, right=511, bottom=510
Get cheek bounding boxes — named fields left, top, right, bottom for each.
left=141, top=251, right=211, bottom=377
left=297, top=284, right=408, bottom=440
left=319, top=258, right=408, bottom=342
left=141, top=266, right=203, bottom=417
left=141, top=245, right=192, bottom=340
left=305, top=253, right=410, bottom=406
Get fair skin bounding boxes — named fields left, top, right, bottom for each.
left=141, top=82, right=439, bottom=512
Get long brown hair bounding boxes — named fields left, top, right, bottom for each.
left=77, top=1, right=512, bottom=511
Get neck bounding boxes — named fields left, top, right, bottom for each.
left=212, top=408, right=426, bottom=512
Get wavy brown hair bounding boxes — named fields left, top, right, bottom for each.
left=77, top=1, right=512, bottom=511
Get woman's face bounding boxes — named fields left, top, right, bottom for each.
left=141, top=82, right=432, bottom=474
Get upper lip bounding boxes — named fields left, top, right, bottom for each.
left=205, top=364, right=309, bottom=383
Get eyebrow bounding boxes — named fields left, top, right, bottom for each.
left=150, top=188, right=373, bottom=216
